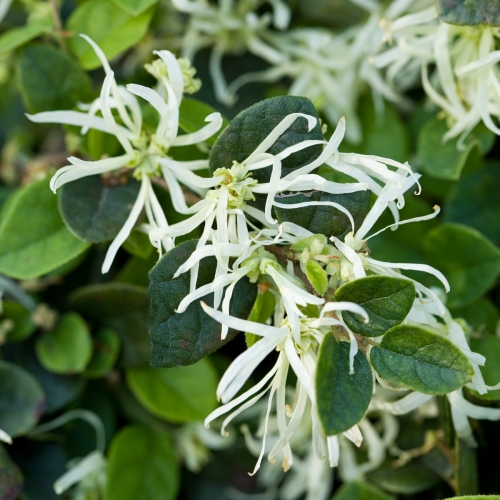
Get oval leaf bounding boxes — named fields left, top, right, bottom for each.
left=209, top=96, right=324, bottom=182
left=84, top=328, right=121, bottom=379
left=334, top=276, right=415, bottom=337
left=0, top=443, right=23, bottom=499
left=68, top=0, right=154, bottom=70
left=0, top=177, right=90, bottom=280
left=69, top=283, right=150, bottom=368
left=107, top=424, right=180, bottom=500
left=370, top=325, right=474, bottom=395
left=17, top=44, right=92, bottom=113
left=437, top=0, right=500, bottom=26
left=149, top=239, right=257, bottom=368
left=0, top=361, right=45, bottom=437
left=59, top=176, right=141, bottom=243
left=35, top=312, right=93, bottom=374
left=1, top=301, right=36, bottom=343
left=316, top=333, right=372, bottom=436
left=275, top=190, right=370, bottom=240
left=423, top=223, right=500, bottom=309
left=126, top=358, right=217, bottom=422
left=332, top=481, right=392, bottom=500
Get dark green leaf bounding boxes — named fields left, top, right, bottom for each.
left=84, top=328, right=121, bottom=378
left=149, top=239, right=257, bottom=367
left=442, top=497, right=500, bottom=500
left=437, top=0, right=500, bottom=26
left=0, top=177, right=90, bottom=280
left=316, top=334, right=372, bottom=435
left=423, top=223, right=500, bottom=308
left=370, top=325, right=473, bottom=394
left=126, top=358, right=217, bottom=422
left=17, top=44, right=92, bottom=113
left=1, top=301, right=36, bottom=343
left=35, top=312, right=93, bottom=374
left=332, top=480, right=392, bottom=500
left=343, top=95, right=410, bottom=162
left=444, top=164, right=500, bottom=245
left=59, top=176, right=141, bottom=243
left=456, top=436, right=478, bottom=496
left=334, top=276, right=415, bottom=337
left=67, top=0, right=154, bottom=70
left=451, top=298, right=499, bottom=336
left=0, top=361, right=45, bottom=437
left=209, top=96, right=323, bottom=182
left=0, top=19, right=52, bottom=55
left=274, top=190, right=370, bottom=240
left=70, top=283, right=150, bottom=368
left=246, top=290, right=275, bottom=348
left=179, top=98, right=228, bottom=147
left=418, top=119, right=494, bottom=180
left=0, top=443, right=23, bottom=500
left=367, top=462, right=440, bottom=494
left=110, top=0, right=158, bottom=16
left=107, top=424, right=179, bottom=500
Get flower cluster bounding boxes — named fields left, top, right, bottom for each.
left=29, top=34, right=500, bottom=496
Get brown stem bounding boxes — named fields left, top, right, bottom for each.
left=49, top=0, right=67, bottom=51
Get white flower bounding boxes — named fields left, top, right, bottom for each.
left=171, top=0, right=290, bottom=102
left=27, top=409, right=106, bottom=496
left=225, top=0, right=432, bottom=142
left=27, top=35, right=223, bottom=273
left=200, top=300, right=369, bottom=474
left=150, top=113, right=368, bottom=307
left=374, top=2, right=500, bottom=141
left=0, top=428, right=12, bottom=444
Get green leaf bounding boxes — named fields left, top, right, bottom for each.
left=179, top=98, right=228, bottom=147
left=418, top=119, right=494, bottom=180
left=17, top=44, right=92, bottom=113
left=149, top=239, right=257, bottom=368
left=59, top=176, right=141, bottom=243
left=469, top=336, right=500, bottom=400
left=35, top=312, right=93, bottom=374
left=344, top=95, right=410, bottom=163
left=436, top=0, right=500, bottom=26
left=442, top=497, right=500, bottom=500
left=0, top=361, right=45, bottom=437
left=110, top=0, right=158, bottom=16
left=367, top=462, right=440, bottom=494
left=209, top=96, right=324, bottom=182
left=274, top=190, right=370, bottom=240
left=451, top=298, right=499, bottom=335
left=69, top=283, right=150, bottom=368
left=126, top=358, right=218, bottom=422
left=0, top=19, right=52, bottom=56
left=334, top=276, right=415, bottom=337
left=107, top=424, right=180, bottom=500
left=67, top=0, right=154, bottom=70
left=0, top=443, right=23, bottom=499
left=423, top=223, right=500, bottom=308
left=370, top=325, right=473, bottom=394
left=316, top=334, right=372, bottom=435
left=0, top=177, right=90, bottom=280
left=123, top=230, right=154, bottom=260
left=84, top=328, right=121, bottom=379
left=246, top=290, right=276, bottom=348
left=1, top=301, right=36, bottom=342
left=331, top=480, right=392, bottom=500
left=456, top=436, right=478, bottom=496
left=445, top=163, right=500, bottom=246
left=305, top=260, right=328, bottom=296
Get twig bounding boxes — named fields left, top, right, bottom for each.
left=49, top=0, right=67, bottom=52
